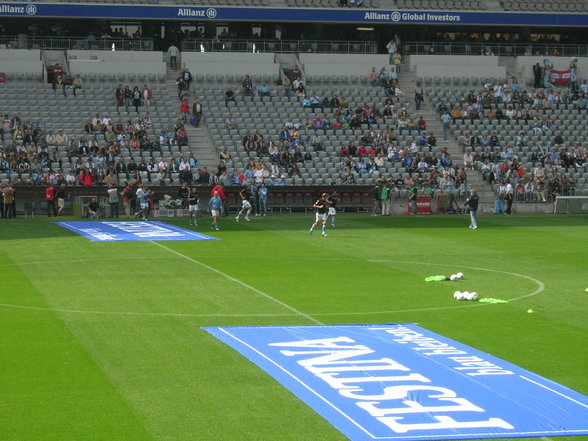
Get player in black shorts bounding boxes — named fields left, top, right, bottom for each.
left=235, top=182, right=252, bottom=222
left=310, top=192, right=330, bottom=237
left=187, top=187, right=200, bottom=226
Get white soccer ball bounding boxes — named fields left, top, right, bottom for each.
left=461, top=291, right=470, bottom=300
left=453, top=291, right=464, bottom=301
left=456, top=272, right=464, bottom=279
left=450, top=274, right=458, bottom=281
left=469, top=292, right=479, bottom=301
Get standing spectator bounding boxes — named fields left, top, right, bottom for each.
left=132, top=86, right=141, bottom=113
left=465, top=188, right=479, bottom=229
left=167, top=43, right=179, bottom=70
left=45, top=183, right=56, bottom=217
left=282, top=75, right=291, bottom=99
left=440, top=110, right=451, bottom=140
left=115, top=84, right=124, bottom=114
left=258, top=182, right=268, bottom=216
left=180, top=99, right=189, bottom=122
left=122, top=182, right=133, bottom=217
left=3, top=184, right=15, bottom=218
left=192, top=99, right=202, bottom=127
left=124, top=86, right=132, bottom=113
left=408, top=183, right=418, bottom=215
left=107, top=184, right=119, bottom=218
left=182, top=69, right=192, bottom=90
left=141, top=84, right=152, bottom=109
left=533, top=63, right=543, bottom=89
left=505, top=181, right=514, bottom=215
left=415, top=82, right=424, bottom=111
left=386, top=38, right=397, bottom=64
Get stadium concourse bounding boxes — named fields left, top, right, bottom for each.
left=1, top=49, right=586, bottom=216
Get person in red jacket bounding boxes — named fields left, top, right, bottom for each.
left=211, top=183, right=227, bottom=216
left=180, top=99, right=189, bottom=122
left=45, top=183, right=56, bottom=217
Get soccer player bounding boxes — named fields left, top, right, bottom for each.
left=136, top=185, right=153, bottom=221
left=327, top=191, right=338, bottom=228
left=310, top=192, right=330, bottom=237
left=235, top=182, right=252, bottom=222
left=187, top=187, right=200, bottom=226
left=209, top=190, right=223, bottom=231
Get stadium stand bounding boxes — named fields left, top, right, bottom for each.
left=500, top=0, right=586, bottom=12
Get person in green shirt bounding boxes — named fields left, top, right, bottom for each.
left=380, top=183, right=392, bottom=216
left=371, top=182, right=382, bottom=216
left=408, top=185, right=418, bottom=215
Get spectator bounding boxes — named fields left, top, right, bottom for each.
left=224, top=88, right=235, bottom=108
left=167, top=43, right=179, bottom=70
left=86, top=197, right=100, bottom=218
left=72, top=75, right=84, bottom=96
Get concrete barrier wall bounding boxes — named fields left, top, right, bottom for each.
left=416, top=65, right=506, bottom=79
left=68, top=50, right=162, bottom=63
left=0, top=49, right=41, bottom=60
left=304, top=64, right=376, bottom=78
left=409, top=55, right=499, bottom=70
left=300, top=53, right=389, bottom=66
left=182, top=52, right=274, bottom=65
left=69, top=59, right=166, bottom=75
left=0, top=60, right=43, bottom=75
left=184, top=61, right=279, bottom=78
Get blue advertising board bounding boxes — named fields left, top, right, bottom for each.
left=55, top=221, right=219, bottom=241
left=1, top=2, right=588, bottom=26
left=204, top=324, right=588, bottom=441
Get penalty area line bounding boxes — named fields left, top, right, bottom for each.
left=149, top=241, right=322, bottom=325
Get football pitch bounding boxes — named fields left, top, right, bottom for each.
left=1, top=213, right=587, bottom=441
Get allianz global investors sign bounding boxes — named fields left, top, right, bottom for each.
left=364, top=11, right=461, bottom=22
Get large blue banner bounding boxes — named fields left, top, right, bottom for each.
left=55, top=221, right=219, bottom=241
left=1, top=2, right=588, bottom=26
left=204, top=324, right=588, bottom=441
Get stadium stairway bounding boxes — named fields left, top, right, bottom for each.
left=164, top=56, right=218, bottom=172
left=397, top=68, right=497, bottom=211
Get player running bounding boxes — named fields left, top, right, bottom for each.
left=209, top=191, right=223, bottom=231
left=136, top=185, right=153, bottom=221
left=235, top=182, right=252, bottom=222
left=310, top=192, right=331, bottom=237
left=187, top=186, right=200, bottom=226
left=327, top=191, right=338, bottom=228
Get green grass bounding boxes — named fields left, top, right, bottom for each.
left=1, top=213, right=587, bottom=441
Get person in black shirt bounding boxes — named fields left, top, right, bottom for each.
left=188, top=187, right=200, bottom=226
left=235, top=183, right=252, bottom=222
left=310, top=192, right=331, bottom=237
left=465, top=188, right=479, bottom=229
left=178, top=182, right=189, bottom=209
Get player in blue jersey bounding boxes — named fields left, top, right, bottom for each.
left=208, top=191, right=223, bottom=231
left=137, top=185, right=153, bottom=221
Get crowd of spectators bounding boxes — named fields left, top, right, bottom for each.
left=0, top=109, right=191, bottom=188
left=436, top=77, right=587, bottom=201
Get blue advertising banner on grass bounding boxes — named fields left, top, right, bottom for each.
left=2, top=2, right=588, bottom=26
left=204, top=324, right=588, bottom=441
left=55, top=221, right=219, bottom=241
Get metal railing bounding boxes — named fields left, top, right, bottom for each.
left=404, top=41, right=588, bottom=57
left=0, top=36, right=154, bottom=51
left=180, top=39, right=377, bottom=54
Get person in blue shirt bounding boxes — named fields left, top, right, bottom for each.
left=258, top=82, right=270, bottom=101
left=136, top=185, right=153, bottom=221
left=208, top=191, right=223, bottom=231
left=258, top=182, right=268, bottom=216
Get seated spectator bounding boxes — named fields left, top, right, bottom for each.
left=258, top=82, right=271, bottom=100
left=242, top=75, right=254, bottom=99
left=72, top=75, right=84, bottom=96
left=224, top=89, right=235, bottom=108
left=86, top=197, right=100, bottom=218
left=225, top=114, right=238, bottom=131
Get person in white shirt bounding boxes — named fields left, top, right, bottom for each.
left=167, top=44, right=179, bottom=70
